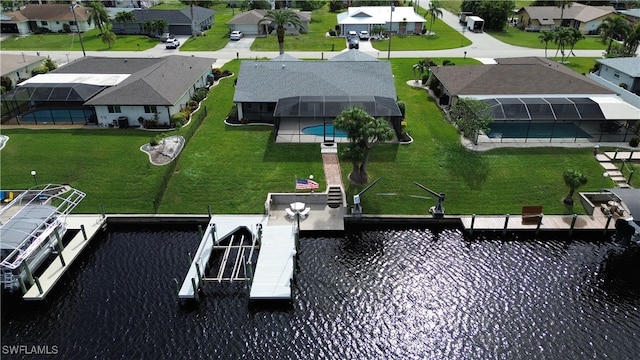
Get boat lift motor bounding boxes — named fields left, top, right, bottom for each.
left=352, top=177, right=382, bottom=218
left=414, top=181, right=445, bottom=218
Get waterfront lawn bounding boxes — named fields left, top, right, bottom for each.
left=0, top=28, right=158, bottom=51
left=371, top=18, right=472, bottom=52
left=0, top=129, right=166, bottom=213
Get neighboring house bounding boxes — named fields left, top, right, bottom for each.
left=0, top=4, right=94, bottom=35
left=0, top=54, right=44, bottom=90
left=233, top=51, right=402, bottom=142
left=337, top=6, right=425, bottom=36
left=590, top=57, right=640, bottom=108
left=429, top=57, right=640, bottom=143
left=4, top=56, right=213, bottom=127
left=516, top=3, right=616, bottom=34
left=113, top=6, right=215, bottom=36
left=226, top=9, right=311, bottom=36
left=618, top=8, right=640, bottom=27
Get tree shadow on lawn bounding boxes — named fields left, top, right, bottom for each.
left=436, top=144, right=490, bottom=190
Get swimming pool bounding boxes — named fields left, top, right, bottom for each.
left=487, top=122, right=592, bottom=139
left=302, top=124, right=348, bottom=138
left=19, top=108, right=93, bottom=124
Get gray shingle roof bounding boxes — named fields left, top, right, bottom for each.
left=227, top=9, right=267, bottom=25
left=53, top=55, right=213, bottom=106
left=131, top=6, right=215, bottom=25
left=270, top=53, right=301, bottom=62
left=432, top=57, right=613, bottom=96
left=234, top=60, right=396, bottom=103
left=596, top=57, right=640, bottom=78
left=329, top=50, right=379, bottom=62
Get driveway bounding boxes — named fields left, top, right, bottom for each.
left=224, top=36, right=255, bottom=50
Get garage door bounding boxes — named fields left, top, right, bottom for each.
left=168, top=25, right=192, bottom=36
left=1, top=23, right=18, bottom=33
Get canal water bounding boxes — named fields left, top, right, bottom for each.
left=2, top=224, right=639, bottom=359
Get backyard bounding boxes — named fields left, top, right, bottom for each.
left=0, top=58, right=617, bottom=216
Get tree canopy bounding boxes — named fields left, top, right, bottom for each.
left=448, top=98, right=492, bottom=144
left=461, top=0, right=515, bottom=31
left=334, top=107, right=395, bottom=186
left=562, top=169, right=587, bottom=206
left=259, top=9, right=303, bottom=55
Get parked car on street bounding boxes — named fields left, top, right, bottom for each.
left=348, top=36, right=359, bottom=49
left=165, top=38, right=180, bottom=49
left=359, top=30, right=369, bottom=40
left=230, top=31, right=244, bottom=40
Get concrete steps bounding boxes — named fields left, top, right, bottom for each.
left=327, top=186, right=343, bottom=209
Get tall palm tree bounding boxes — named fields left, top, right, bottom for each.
left=142, top=19, right=153, bottom=36
left=152, top=19, right=169, bottom=36
left=115, top=11, right=135, bottom=32
left=87, top=1, right=110, bottom=34
left=425, top=0, right=443, bottom=36
left=566, top=27, right=584, bottom=57
left=555, top=0, right=572, bottom=27
left=623, top=22, right=640, bottom=55
left=597, top=15, right=631, bottom=53
left=258, top=9, right=303, bottom=55
left=101, top=30, right=116, bottom=48
left=553, top=26, right=571, bottom=61
left=538, top=31, right=554, bottom=57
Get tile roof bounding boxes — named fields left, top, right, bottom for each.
left=431, top=57, right=613, bottom=96
left=1, top=54, right=43, bottom=76
left=13, top=4, right=91, bottom=22
left=234, top=59, right=396, bottom=103
left=596, top=57, right=640, bottom=78
left=52, top=56, right=214, bottom=106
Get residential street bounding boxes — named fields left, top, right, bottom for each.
left=0, top=4, right=606, bottom=67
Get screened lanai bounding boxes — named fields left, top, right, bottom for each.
left=480, top=97, right=640, bottom=143
left=272, top=96, right=402, bottom=143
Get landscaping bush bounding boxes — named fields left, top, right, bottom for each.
left=31, top=66, right=49, bottom=76
left=191, top=87, right=208, bottom=102
left=143, top=119, right=158, bottom=129
left=34, top=27, right=51, bottom=34
left=63, top=23, right=71, bottom=33
left=421, top=75, right=429, bottom=85
left=171, top=111, right=188, bottom=125
left=619, top=83, right=628, bottom=90
left=221, top=70, right=232, bottom=78
left=186, top=100, right=198, bottom=112
left=149, top=136, right=158, bottom=146
left=630, top=137, right=640, bottom=148
left=397, top=100, right=406, bottom=118
left=442, top=59, right=455, bottom=66
left=329, top=29, right=336, bottom=36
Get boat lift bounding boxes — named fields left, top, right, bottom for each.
left=414, top=182, right=445, bottom=218
left=352, top=177, right=382, bottom=218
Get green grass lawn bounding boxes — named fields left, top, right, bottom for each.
left=0, top=27, right=158, bottom=51
left=371, top=18, right=472, bottom=51
left=0, top=58, right=616, bottom=215
left=486, top=26, right=608, bottom=50
left=180, top=3, right=235, bottom=51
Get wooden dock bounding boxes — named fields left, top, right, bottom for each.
left=23, top=214, right=105, bottom=301
left=460, top=212, right=619, bottom=234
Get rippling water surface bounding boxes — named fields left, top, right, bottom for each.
left=2, top=225, right=640, bottom=359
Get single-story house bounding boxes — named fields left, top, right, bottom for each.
left=0, top=3, right=94, bottom=35
left=1, top=55, right=214, bottom=127
left=589, top=57, right=640, bottom=108
left=618, top=8, right=640, bottom=27
left=113, top=6, right=215, bottom=36
left=337, top=6, right=425, bottom=35
left=233, top=50, right=402, bottom=143
left=1, top=54, right=44, bottom=90
left=516, top=3, right=616, bottom=34
left=226, top=9, right=310, bottom=36
left=429, top=57, right=640, bottom=143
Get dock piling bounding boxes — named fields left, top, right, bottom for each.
left=604, top=214, right=613, bottom=237
left=173, top=278, right=180, bottom=295
left=99, top=204, right=105, bottom=218
left=81, top=224, right=87, bottom=240
left=18, top=276, right=27, bottom=295
left=54, top=228, right=64, bottom=251
left=23, top=262, right=35, bottom=286
left=536, top=215, right=543, bottom=236
left=503, top=214, right=510, bottom=235
left=198, top=224, right=203, bottom=239
left=187, top=252, right=193, bottom=266
left=191, top=277, right=199, bottom=303
left=470, top=214, right=476, bottom=235
left=569, top=214, right=578, bottom=237
left=195, top=262, right=203, bottom=284
left=34, top=277, right=43, bottom=294
left=207, top=204, right=211, bottom=218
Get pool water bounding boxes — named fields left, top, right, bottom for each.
left=19, top=108, right=93, bottom=124
left=302, top=124, right=348, bottom=138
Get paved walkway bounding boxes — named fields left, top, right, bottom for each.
left=321, top=145, right=343, bottom=188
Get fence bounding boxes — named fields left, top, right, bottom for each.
left=152, top=105, right=208, bottom=213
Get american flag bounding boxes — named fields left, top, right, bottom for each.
left=296, top=178, right=319, bottom=190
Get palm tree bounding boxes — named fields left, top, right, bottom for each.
left=623, top=22, right=640, bottom=55
left=425, top=0, right=443, bottom=36
left=566, top=27, right=584, bottom=57
left=115, top=11, right=135, bottom=32
left=101, top=30, right=116, bottom=48
left=555, top=0, right=572, bottom=27
left=538, top=31, right=554, bottom=58
left=412, top=58, right=430, bottom=83
left=597, top=15, right=631, bottom=53
left=562, top=169, right=587, bottom=207
left=142, top=19, right=153, bottom=36
left=152, top=19, right=169, bottom=36
left=258, top=9, right=303, bottom=55
left=553, top=26, right=571, bottom=61
left=87, top=1, right=110, bottom=34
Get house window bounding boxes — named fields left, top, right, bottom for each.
left=614, top=71, right=620, bottom=78
left=41, top=21, right=48, bottom=26
left=108, top=106, right=121, bottom=113
left=70, top=21, right=77, bottom=26
left=144, top=105, right=157, bottom=114
left=56, top=21, right=60, bottom=25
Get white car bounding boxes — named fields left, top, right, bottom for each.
left=347, top=30, right=357, bottom=38
left=359, top=30, right=369, bottom=40
left=230, top=31, right=244, bottom=41
left=165, top=38, right=180, bottom=49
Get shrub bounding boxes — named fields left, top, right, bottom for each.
left=186, top=100, right=198, bottom=112
left=421, top=75, right=429, bottom=85
left=149, top=137, right=158, bottom=146
left=221, top=69, right=232, bottom=78
left=143, top=119, right=158, bottom=129
left=34, top=27, right=51, bottom=34
left=630, top=137, right=640, bottom=148
left=442, top=59, right=455, bottom=66
left=329, top=29, right=336, bottom=36
left=170, top=111, right=188, bottom=125
left=397, top=100, right=406, bottom=118
left=212, top=68, right=222, bottom=80
left=619, top=83, right=628, bottom=90
left=190, top=87, right=208, bottom=102
left=63, top=23, right=71, bottom=33
left=31, top=66, right=49, bottom=76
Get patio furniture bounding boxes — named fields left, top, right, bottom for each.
left=299, top=207, right=310, bottom=219
left=285, top=208, right=296, bottom=219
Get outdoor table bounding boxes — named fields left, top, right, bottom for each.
left=290, top=202, right=305, bottom=212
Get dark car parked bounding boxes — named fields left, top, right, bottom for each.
left=348, top=37, right=359, bottom=49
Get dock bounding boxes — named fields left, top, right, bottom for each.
left=23, top=214, right=105, bottom=301
left=248, top=224, right=297, bottom=300
left=460, top=212, right=618, bottom=234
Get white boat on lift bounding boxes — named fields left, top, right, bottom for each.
left=0, top=184, right=85, bottom=294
